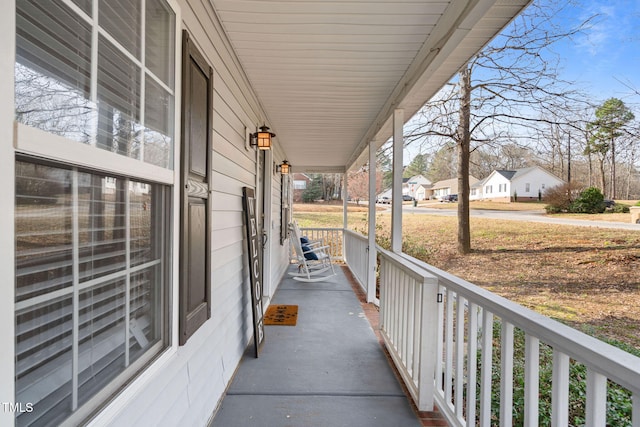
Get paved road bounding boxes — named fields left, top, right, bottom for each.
left=397, top=204, right=640, bottom=231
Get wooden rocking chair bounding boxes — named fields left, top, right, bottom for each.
left=289, top=221, right=336, bottom=282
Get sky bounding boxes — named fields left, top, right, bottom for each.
left=403, top=0, right=640, bottom=162
left=551, top=0, right=640, bottom=103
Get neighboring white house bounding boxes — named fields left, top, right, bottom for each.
left=431, top=176, right=479, bottom=200
left=475, top=166, right=565, bottom=202
left=406, top=175, right=432, bottom=200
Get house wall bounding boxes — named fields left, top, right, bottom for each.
left=3, top=0, right=290, bottom=425
left=104, top=2, right=291, bottom=425
left=512, top=169, right=563, bottom=201
left=470, top=186, right=483, bottom=201
left=482, top=174, right=511, bottom=202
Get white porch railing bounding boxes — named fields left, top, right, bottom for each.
left=343, top=229, right=368, bottom=293
left=377, top=247, right=439, bottom=412
left=403, top=254, right=640, bottom=427
left=297, top=227, right=343, bottom=260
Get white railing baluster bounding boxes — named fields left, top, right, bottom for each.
left=401, top=273, right=410, bottom=364
left=466, top=302, right=479, bottom=427
left=633, top=391, right=640, bottom=427
left=585, top=368, right=607, bottom=427
left=455, top=295, right=466, bottom=420
left=552, top=350, right=569, bottom=427
left=410, top=280, right=419, bottom=377
left=445, top=290, right=455, bottom=407
left=436, top=285, right=445, bottom=394
left=480, top=310, right=494, bottom=427
left=524, top=334, right=540, bottom=427
left=500, top=321, right=514, bottom=427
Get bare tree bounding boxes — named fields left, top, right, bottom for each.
left=347, top=166, right=382, bottom=205
left=405, top=0, right=594, bottom=254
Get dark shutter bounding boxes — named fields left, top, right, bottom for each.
left=179, top=30, right=212, bottom=345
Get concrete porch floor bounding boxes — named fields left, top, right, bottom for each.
left=209, top=265, right=443, bottom=427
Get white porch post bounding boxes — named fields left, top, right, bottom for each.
left=367, top=140, right=377, bottom=302
left=391, top=109, right=404, bottom=253
left=343, top=171, right=348, bottom=232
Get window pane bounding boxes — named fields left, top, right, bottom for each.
left=71, top=0, right=92, bottom=15
left=99, top=0, right=141, bottom=59
left=130, top=267, right=163, bottom=362
left=16, top=296, right=74, bottom=427
left=144, top=75, right=173, bottom=168
left=130, top=182, right=153, bottom=266
left=97, top=35, right=141, bottom=157
left=15, top=160, right=169, bottom=426
left=15, top=0, right=94, bottom=143
left=78, top=278, right=127, bottom=406
left=16, top=162, right=73, bottom=302
left=78, top=173, right=127, bottom=282
left=146, top=0, right=175, bottom=87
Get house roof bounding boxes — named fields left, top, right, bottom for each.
left=495, top=170, right=517, bottom=180
left=490, top=166, right=562, bottom=183
left=471, top=176, right=489, bottom=188
left=211, top=0, right=531, bottom=173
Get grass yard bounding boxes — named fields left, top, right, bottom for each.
left=293, top=204, right=640, bottom=349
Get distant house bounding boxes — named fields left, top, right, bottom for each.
left=292, top=173, right=312, bottom=202
left=406, top=175, right=432, bottom=200
left=473, top=166, right=564, bottom=202
left=431, top=176, right=479, bottom=200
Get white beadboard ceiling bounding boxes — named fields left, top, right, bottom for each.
left=211, top=0, right=530, bottom=172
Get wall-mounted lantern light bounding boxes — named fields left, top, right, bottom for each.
left=277, top=160, right=290, bottom=175
left=250, top=125, right=275, bottom=150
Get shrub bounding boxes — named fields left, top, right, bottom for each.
left=543, top=182, right=583, bottom=213
left=611, top=203, right=630, bottom=213
left=301, top=186, right=323, bottom=203
left=570, top=187, right=605, bottom=214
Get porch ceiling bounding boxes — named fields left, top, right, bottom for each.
left=210, top=0, right=530, bottom=172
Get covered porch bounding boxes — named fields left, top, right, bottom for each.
left=211, top=264, right=432, bottom=426
left=216, top=225, right=640, bottom=426
left=6, top=0, right=640, bottom=425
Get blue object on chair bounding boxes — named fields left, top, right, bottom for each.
left=301, top=244, right=318, bottom=260
left=300, top=236, right=309, bottom=244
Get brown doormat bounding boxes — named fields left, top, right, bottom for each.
left=264, top=305, right=298, bottom=326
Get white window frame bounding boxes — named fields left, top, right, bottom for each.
left=9, top=0, right=183, bottom=425
left=1, top=3, right=17, bottom=426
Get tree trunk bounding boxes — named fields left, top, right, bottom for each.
left=599, top=157, right=606, bottom=196
left=611, top=137, right=616, bottom=199
left=457, top=67, right=471, bottom=254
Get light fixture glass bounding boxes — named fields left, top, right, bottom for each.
left=279, top=160, right=290, bottom=175
left=251, top=125, right=275, bottom=150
